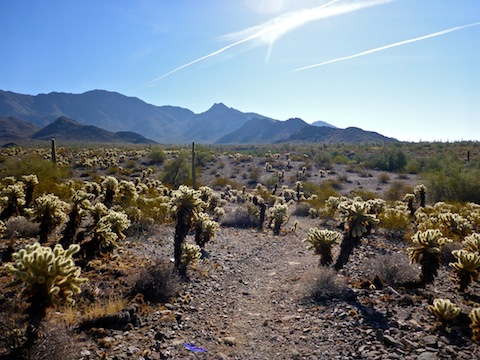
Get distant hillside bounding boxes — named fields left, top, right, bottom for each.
left=0, top=116, right=40, bottom=142
left=216, top=118, right=308, bottom=144
left=0, top=89, right=397, bottom=144
left=0, top=90, right=270, bottom=143
left=31, top=116, right=156, bottom=144
left=282, top=125, right=397, bottom=143
left=311, top=120, right=337, bottom=128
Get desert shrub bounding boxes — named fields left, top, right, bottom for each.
left=377, top=173, right=390, bottom=184
left=304, top=267, right=353, bottom=302
left=3, top=216, right=39, bottom=238
left=348, top=189, right=378, bottom=201
left=369, top=253, right=418, bottom=286
left=161, top=151, right=191, bottom=188
left=132, top=261, right=179, bottom=303
left=313, top=151, right=333, bottom=168
left=366, top=146, right=407, bottom=171
left=147, top=147, right=167, bottom=165
left=211, top=177, right=241, bottom=190
left=24, top=322, right=79, bottom=360
left=2, top=154, right=72, bottom=198
left=425, top=163, right=480, bottom=204
left=292, top=202, right=311, bottom=217
left=384, top=181, right=414, bottom=201
left=221, top=204, right=259, bottom=229
left=378, top=207, right=412, bottom=240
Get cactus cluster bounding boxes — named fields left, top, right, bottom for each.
left=269, top=202, right=288, bottom=235
left=408, top=229, right=452, bottom=285
left=428, top=298, right=460, bottom=324
left=449, top=250, right=480, bottom=292
left=5, top=242, right=87, bottom=306
left=304, top=228, right=342, bottom=266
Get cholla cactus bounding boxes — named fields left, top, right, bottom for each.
left=449, top=250, right=480, bottom=292
left=194, top=212, right=219, bottom=249
left=462, top=233, right=480, bottom=253
left=92, top=220, right=119, bottom=253
left=334, top=200, right=379, bottom=270
left=99, top=210, right=131, bottom=240
left=60, top=190, right=94, bottom=247
left=339, top=201, right=379, bottom=238
left=403, top=193, right=416, bottom=216
left=437, top=212, right=472, bottom=240
left=0, top=183, right=26, bottom=220
left=168, top=185, right=205, bottom=272
left=304, top=228, right=341, bottom=266
left=470, top=307, right=480, bottom=341
left=101, top=176, right=119, bottom=207
left=269, top=202, right=288, bottom=235
left=28, top=194, right=69, bottom=244
left=4, top=242, right=87, bottom=345
left=428, top=298, right=460, bottom=325
left=408, top=229, right=452, bottom=285
left=180, top=243, right=202, bottom=274
left=5, top=242, right=87, bottom=306
left=90, top=202, right=109, bottom=225
left=117, top=180, right=139, bottom=206
left=414, top=184, right=427, bottom=208
left=21, top=174, right=39, bottom=207
left=0, top=220, right=6, bottom=237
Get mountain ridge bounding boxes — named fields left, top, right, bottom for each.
left=0, top=89, right=397, bottom=144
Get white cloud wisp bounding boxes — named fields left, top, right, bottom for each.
left=293, top=21, right=480, bottom=72
left=143, top=0, right=391, bottom=86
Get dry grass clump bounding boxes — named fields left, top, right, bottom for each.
left=368, top=253, right=418, bottom=286
left=303, top=267, right=353, bottom=302
left=132, top=261, right=180, bottom=303
left=82, top=296, right=128, bottom=321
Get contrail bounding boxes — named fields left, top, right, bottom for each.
left=293, top=21, right=480, bottom=72
left=143, top=0, right=391, bottom=86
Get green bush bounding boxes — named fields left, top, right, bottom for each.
left=161, top=151, right=191, bottom=188
left=147, top=147, right=167, bottom=165
left=366, top=147, right=407, bottom=171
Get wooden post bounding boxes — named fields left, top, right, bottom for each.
left=191, top=142, right=196, bottom=189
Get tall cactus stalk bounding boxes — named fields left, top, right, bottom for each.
left=51, top=138, right=57, bottom=164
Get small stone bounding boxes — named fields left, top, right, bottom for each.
left=291, top=349, right=301, bottom=359
left=417, top=352, right=438, bottom=360
left=382, top=334, right=404, bottom=348
left=223, top=337, right=237, bottom=346
left=422, top=335, right=438, bottom=348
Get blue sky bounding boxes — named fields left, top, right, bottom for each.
left=1, top=0, right=479, bottom=142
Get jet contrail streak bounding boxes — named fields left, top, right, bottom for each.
left=143, top=0, right=390, bottom=86
left=294, top=21, right=480, bottom=72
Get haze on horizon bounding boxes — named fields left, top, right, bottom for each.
left=1, top=0, right=479, bottom=142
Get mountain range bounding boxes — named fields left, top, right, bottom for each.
left=0, top=89, right=397, bottom=144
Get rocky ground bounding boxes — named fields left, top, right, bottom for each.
left=61, top=216, right=480, bottom=360
left=1, top=151, right=479, bottom=359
